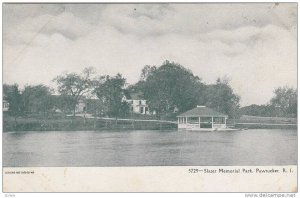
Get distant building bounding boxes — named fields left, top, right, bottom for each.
left=126, top=98, right=150, bottom=115
left=177, top=106, right=228, bottom=131
left=3, top=99, right=9, bottom=112
left=51, top=94, right=87, bottom=114
left=75, top=98, right=86, bottom=113
left=124, top=92, right=153, bottom=115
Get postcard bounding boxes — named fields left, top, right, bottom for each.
left=2, top=2, right=297, bottom=193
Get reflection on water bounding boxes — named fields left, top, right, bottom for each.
left=3, top=129, right=297, bottom=167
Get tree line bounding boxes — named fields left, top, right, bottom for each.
left=3, top=60, right=297, bottom=124
left=239, top=86, right=297, bottom=118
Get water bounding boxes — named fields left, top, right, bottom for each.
left=3, top=129, right=297, bottom=167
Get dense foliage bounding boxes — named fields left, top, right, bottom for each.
left=94, top=74, right=129, bottom=118
left=131, top=61, right=240, bottom=118
left=3, top=84, right=23, bottom=121
left=239, top=87, right=297, bottom=118
left=3, top=61, right=297, bottom=120
left=53, top=67, right=95, bottom=116
left=136, top=61, right=205, bottom=117
left=22, top=85, right=53, bottom=116
left=203, top=78, right=240, bottom=118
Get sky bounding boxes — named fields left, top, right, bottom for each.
left=3, top=3, right=297, bottom=106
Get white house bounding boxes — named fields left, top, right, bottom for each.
left=3, top=99, right=9, bottom=112
left=126, top=98, right=150, bottom=115
left=123, top=92, right=153, bottom=115
left=75, top=99, right=86, bottom=113
left=177, top=106, right=228, bottom=131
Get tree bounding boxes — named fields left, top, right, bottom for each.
left=52, top=94, right=75, bottom=115
left=85, top=98, right=107, bottom=117
left=53, top=67, right=95, bottom=116
left=270, top=86, right=297, bottom=117
left=52, top=94, right=73, bottom=114
left=238, top=104, right=271, bottom=117
left=203, top=78, right=240, bottom=118
left=137, top=60, right=206, bottom=118
left=3, top=84, right=23, bottom=127
left=94, top=73, right=129, bottom=118
left=21, top=84, right=53, bottom=117
left=239, top=87, right=297, bottom=118
left=140, top=65, right=157, bottom=81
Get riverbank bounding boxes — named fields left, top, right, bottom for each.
left=3, top=114, right=297, bottom=132
left=228, top=115, right=297, bottom=129
left=234, top=123, right=297, bottom=129
left=3, top=115, right=177, bottom=132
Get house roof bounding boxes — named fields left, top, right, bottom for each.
left=127, top=92, right=145, bottom=100
left=177, top=106, right=227, bottom=117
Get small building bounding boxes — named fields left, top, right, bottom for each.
left=123, top=92, right=153, bottom=115
left=126, top=98, right=150, bottom=115
left=75, top=99, right=86, bottom=113
left=177, top=106, right=228, bottom=131
left=3, top=99, right=9, bottom=112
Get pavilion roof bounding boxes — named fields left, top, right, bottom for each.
left=177, top=106, right=227, bottom=117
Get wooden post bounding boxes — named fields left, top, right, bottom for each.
left=212, top=116, right=214, bottom=129
left=198, top=117, right=201, bottom=128
left=83, top=113, right=86, bottom=125
left=94, top=117, right=96, bottom=130
left=185, top=117, right=187, bottom=128
left=132, top=119, right=135, bottom=130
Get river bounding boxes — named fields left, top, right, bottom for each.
left=3, top=129, right=297, bottom=167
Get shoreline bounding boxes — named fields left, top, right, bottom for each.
left=3, top=116, right=177, bottom=132
left=3, top=115, right=297, bottom=132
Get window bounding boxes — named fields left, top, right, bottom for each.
left=140, top=107, right=143, bottom=113
left=4, top=102, right=9, bottom=108
left=213, top=117, right=225, bottom=124
left=179, top=118, right=182, bottom=124
left=200, top=123, right=212, bottom=128
left=200, top=117, right=212, bottom=128
left=145, top=107, right=148, bottom=112
left=201, top=117, right=212, bottom=123
left=139, top=100, right=142, bottom=105
left=187, top=117, right=199, bottom=124
left=178, top=117, right=187, bottom=124
left=179, top=117, right=186, bottom=124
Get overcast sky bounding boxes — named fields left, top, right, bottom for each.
left=3, top=3, right=297, bottom=106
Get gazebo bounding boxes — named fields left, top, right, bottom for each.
left=177, top=106, right=228, bottom=131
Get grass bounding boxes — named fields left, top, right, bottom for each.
left=3, top=114, right=177, bottom=132
left=3, top=113, right=297, bottom=132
